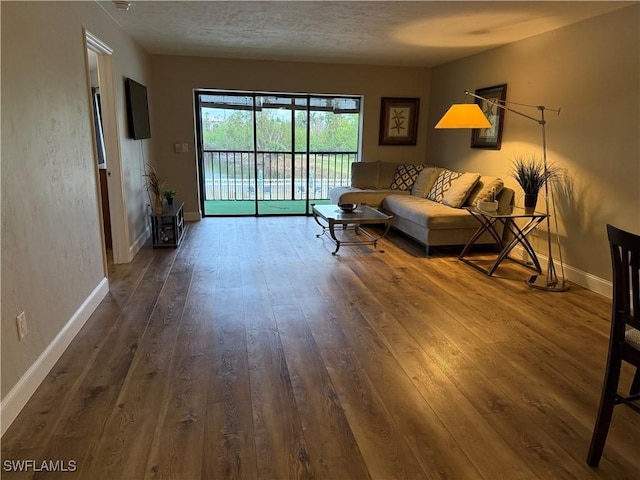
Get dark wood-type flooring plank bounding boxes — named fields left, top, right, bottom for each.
left=2, top=216, right=639, bottom=480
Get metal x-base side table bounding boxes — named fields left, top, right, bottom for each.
left=459, top=206, right=548, bottom=276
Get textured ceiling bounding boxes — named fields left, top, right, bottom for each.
left=98, top=1, right=633, bottom=67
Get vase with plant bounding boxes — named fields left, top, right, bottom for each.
left=510, top=155, right=558, bottom=212
left=142, top=164, right=165, bottom=214
left=162, top=189, right=177, bottom=206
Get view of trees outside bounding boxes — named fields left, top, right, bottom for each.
left=201, top=108, right=359, bottom=153
left=202, top=109, right=253, bottom=151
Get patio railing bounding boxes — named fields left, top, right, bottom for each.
left=202, top=150, right=355, bottom=201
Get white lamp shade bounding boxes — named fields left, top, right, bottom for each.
left=434, top=104, right=491, bottom=129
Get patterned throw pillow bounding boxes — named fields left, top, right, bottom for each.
left=427, top=169, right=463, bottom=202
left=390, top=164, right=425, bottom=191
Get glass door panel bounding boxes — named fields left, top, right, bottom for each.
left=199, top=94, right=255, bottom=215
left=255, top=95, right=307, bottom=215
left=305, top=98, right=360, bottom=213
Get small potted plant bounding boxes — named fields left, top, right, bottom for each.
left=162, top=189, right=177, bottom=206
left=142, top=164, right=165, bottom=214
left=511, top=155, right=558, bottom=212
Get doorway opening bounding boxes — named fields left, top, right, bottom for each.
left=87, top=50, right=112, bottom=253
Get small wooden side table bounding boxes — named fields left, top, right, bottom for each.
left=459, top=206, right=548, bottom=276
left=150, top=201, right=185, bottom=248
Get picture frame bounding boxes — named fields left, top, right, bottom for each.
left=471, top=84, right=507, bottom=149
left=379, top=97, right=420, bottom=146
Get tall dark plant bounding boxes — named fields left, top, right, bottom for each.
left=142, top=164, right=167, bottom=213
left=511, top=155, right=558, bottom=195
left=142, top=164, right=165, bottom=197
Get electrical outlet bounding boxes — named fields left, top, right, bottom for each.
left=181, top=143, right=189, bottom=153
left=16, top=311, right=27, bottom=341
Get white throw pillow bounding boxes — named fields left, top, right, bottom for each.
left=441, top=172, right=481, bottom=208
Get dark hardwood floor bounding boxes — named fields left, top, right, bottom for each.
left=2, top=216, right=639, bottom=479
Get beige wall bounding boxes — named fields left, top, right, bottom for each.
left=150, top=56, right=431, bottom=218
left=1, top=1, right=153, bottom=399
left=426, top=5, right=640, bottom=284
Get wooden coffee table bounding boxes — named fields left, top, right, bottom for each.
left=311, top=204, right=393, bottom=255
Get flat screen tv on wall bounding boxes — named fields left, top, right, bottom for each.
left=125, top=78, right=151, bottom=139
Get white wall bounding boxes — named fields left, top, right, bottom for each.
left=1, top=1, right=153, bottom=423
left=426, top=4, right=640, bottom=287
left=150, top=56, right=431, bottom=219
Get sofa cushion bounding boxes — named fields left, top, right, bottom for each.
left=329, top=187, right=409, bottom=207
left=351, top=161, right=380, bottom=189
left=384, top=195, right=479, bottom=229
left=390, top=164, right=425, bottom=191
left=464, top=176, right=505, bottom=206
left=378, top=161, right=402, bottom=188
left=441, top=172, right=481, bottom=208
left=427, top=169, right=463, bottom=202
left=411, top=167, right=442, bottom=197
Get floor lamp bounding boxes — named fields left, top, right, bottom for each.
left=435, top=90, right=569, bottom=292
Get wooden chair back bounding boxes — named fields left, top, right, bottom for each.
left=587, top=224, right=640, bottom=466
left=607, top=223, right=640, bottom=334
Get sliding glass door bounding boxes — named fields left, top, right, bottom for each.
left=254, top=95, right=305, bottom=215
left=196, top=90, right=361, bottom=216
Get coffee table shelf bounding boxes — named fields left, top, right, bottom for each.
left=311, top=204, right=392, bottom=255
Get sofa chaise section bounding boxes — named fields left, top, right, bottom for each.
left=328, top=161, right=515, bottom=255
left=383, top=189, right=514, bottom=255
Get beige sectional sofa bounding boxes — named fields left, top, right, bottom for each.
left=329, top=161, right=514, bottom=255
left=328, top=160, right=410, bottom=208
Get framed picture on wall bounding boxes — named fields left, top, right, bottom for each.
left=471, top=84, right=507, bottom=149
left=379, top=97, right=420, bottom=145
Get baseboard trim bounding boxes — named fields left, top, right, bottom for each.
left=130, top=224, right=150, bottom=259
left=511, top=245, right=611, bottom=298
left=0, top=277, right=109, bottom=437
left=184, top=211, right=201, bottom=222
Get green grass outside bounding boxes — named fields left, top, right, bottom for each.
left=204, top=199, right=331, bottom=216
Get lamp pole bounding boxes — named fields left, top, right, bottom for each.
left=464, top=91, right=569, bottom=291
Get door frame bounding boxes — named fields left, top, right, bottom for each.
left=84, top=29, right=131, bottom=267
